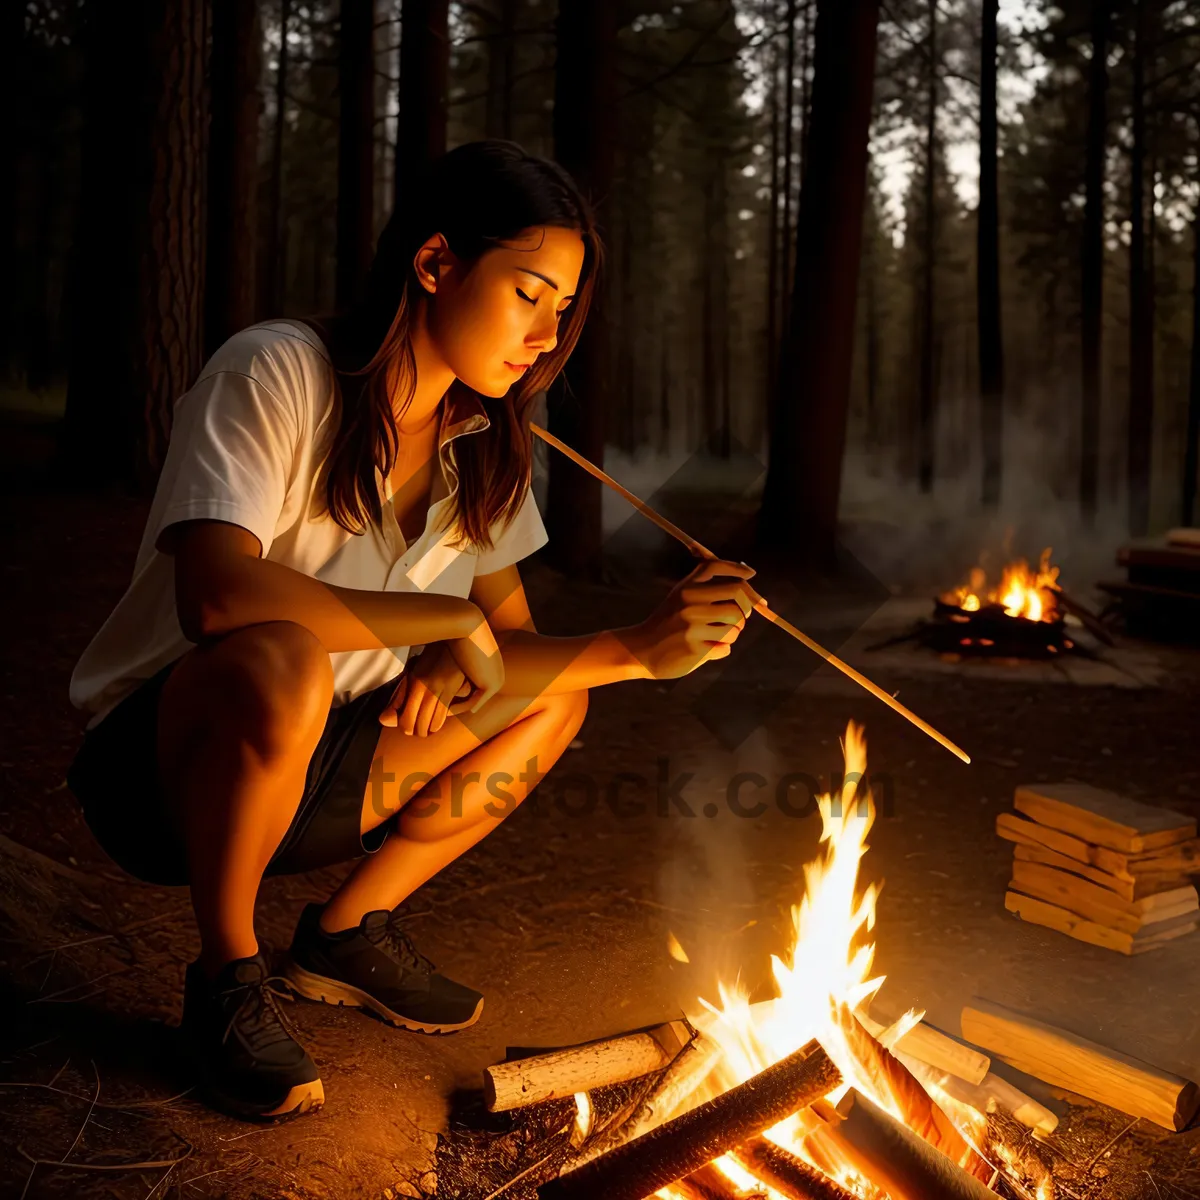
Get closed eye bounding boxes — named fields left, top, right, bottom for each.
left=516, top=288, right=536, bottom=305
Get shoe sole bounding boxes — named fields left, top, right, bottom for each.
left=205, top=1077, right=325, bottom=1123
left=282, top=962, right=484, bottom=1033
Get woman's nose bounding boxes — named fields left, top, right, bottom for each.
left=528, top=310, right=558, bottom=353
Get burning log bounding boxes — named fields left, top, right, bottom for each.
left=730, top=1136, right=859, bottom=1200
left=856, top=1007, right=990, bottom=1086
left=567, top=1032, right=724, bottom=1170
left=830, top=1005, right=991, bottom=1179
left=821, top=1089, right=999, bottom=1200
left=537, top=1039, right=842, bottom=1200
left=961, top=998, right=1200, bottom=1132
left=673, top=1162, right=765, bottom=1200
left=484, top=1020, right=694, bottom=1112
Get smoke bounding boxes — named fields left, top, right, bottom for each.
left=654, top=723, right=801, bottom=1006
left=838, top=406, right=1134, bottom=600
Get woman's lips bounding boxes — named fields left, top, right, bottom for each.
left=504, top=361, right=531, bottom=372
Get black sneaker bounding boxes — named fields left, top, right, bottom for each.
left=180, top=951, right=324, bottom=1121
left=282, top=903, right=484, bottom=1033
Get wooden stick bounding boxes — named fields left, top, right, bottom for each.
left=530, top=423, right=971, bottom=765
left=566, top=1033, right=725, bottom=1172
left=730, top=1136, right=859, bottom=1200
left=537, top=1040, right=842, bottom=1200
left=1047, top=583, right=1116, bottom=646
left=484, top=1020, right=694, bottom=1112
left=821, top=1089, right=999, bottom=1200
left=961, top=998, right=1200, bottom=1131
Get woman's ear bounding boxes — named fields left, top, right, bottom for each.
left=413, top=233, right=452, bottom=295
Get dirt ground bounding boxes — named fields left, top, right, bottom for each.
left=4, top=475, right=1200, bottom=1200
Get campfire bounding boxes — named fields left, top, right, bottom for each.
left=929, top=549, right=1074, bottom=660
left=469, top=722, right=1040, bottom=1200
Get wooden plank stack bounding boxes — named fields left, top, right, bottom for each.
left=1098, top=526, right=1200, bottom=636
left=996, top=782, right=1200, bottom=954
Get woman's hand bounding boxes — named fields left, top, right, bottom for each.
left=380, top=643, right=474, bottom=736
left=629, top=558, right=758, bottom=681
left=380, top=614, right=505, bottom=733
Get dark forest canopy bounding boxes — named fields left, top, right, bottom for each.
left=3, top=0, right=1199, bottom=573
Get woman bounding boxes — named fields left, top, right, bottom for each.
left=66, top=140, right=755, bottom=1122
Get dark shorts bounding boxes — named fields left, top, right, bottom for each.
left=66, top=660, right=399, bottom=887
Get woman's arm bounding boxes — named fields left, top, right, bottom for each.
left=172, top=519, right=483, bottom=650
left=469, top=560, right=756, bottom=697
left=493, top=627, right=650, bottom=695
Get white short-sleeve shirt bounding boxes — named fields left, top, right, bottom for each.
left=69, top=320, right=549, bottom=727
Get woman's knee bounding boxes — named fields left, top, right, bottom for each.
left=542, top=688, right=589, bottom=741
left=175, top=621, right=333, bottom=758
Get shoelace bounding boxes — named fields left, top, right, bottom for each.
left=216, top=974, right=301, bottom=1053
left=374, top=911, right=437, bottom=975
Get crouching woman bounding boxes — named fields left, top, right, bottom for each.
left=66, top=140, right=755, bottom=1122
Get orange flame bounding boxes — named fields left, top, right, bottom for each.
left=652, top=721, right=989, bottom=1198
left=942, top=547, right=1061, bottom=622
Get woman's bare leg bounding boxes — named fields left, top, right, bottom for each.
left=157, top=620, right=334, bottom=976
left=317, top=689, right=587, bottom=931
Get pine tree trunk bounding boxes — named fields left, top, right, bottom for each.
left=978, top=0, right=1004, bottom=507
left=485, top=0, right=518, bottom=139
left=1080, top=0, right=1108, bottom=524
left=207, top=0, right=261, bottom=355
left=917, top=0, right=937, bottom=494
left=798, top=0, right=813, bottom=186
left=864, top=195, right=880, bottom=448
left=717, top=156, right=732, bottom=460
left=62, top=0, right=210, bottom=485
left=337, top=0, right=376, bottom=313
left=758, top=0, right=880, bottom=564
left=702, top=166, right=719, bottom=451
left=266, top=0, right=292, bottom=318
left=1127, top=0, right=1151, bottom=536
left=395, top=0, right=448, bottom=213
left=765, top=13, right=782, bottom=412
left=0, top=2, right=24, bottom=382
left=546, top=0, right=616, bottom=579
left=1182, top=134, right=1200, bottom=527
left=780, top=0, right=798, bottom=333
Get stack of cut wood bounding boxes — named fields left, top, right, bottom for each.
left=1098, top=526, right=1200, bottom=637
left=997, top=781, right=1200, bottom=954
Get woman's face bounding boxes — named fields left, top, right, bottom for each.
left=418, top=225, right=587, bottom=398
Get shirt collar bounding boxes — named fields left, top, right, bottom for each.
left=438, top=387, right=490, bottom=450
left=431, top=389, right=491, bottom=505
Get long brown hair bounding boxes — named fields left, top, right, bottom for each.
left=300, top=140, right=602, bottom=552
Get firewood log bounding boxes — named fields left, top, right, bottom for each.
left=857, top=1007, right=990, bottom=1086
left=1012, top=783, right=1195, bottom=854
left=1005, top=890, right=1198, bottom=954
left=537, top=1040, right=842, bottom=1200
left=731, top=1136, right=860, bottom=1200
left=484, top=1020, right=694, bottom=1112
left=566, top=1033, right=724, bottom=1171
left=820, top=1089, right=999, bottom=1200
left=1009, top=861, right=1197, bottom=935
left=673, top=1162, right=764, bottom=1200
left=960, top=998, right=1200, bottom=1131
left=930, top=1068, right=1058, bottom=1135
left=1012, top=841, right=1191, bottom=903
left=997, top=811, right=1091, bottom=862
left=1092, top=838, right=1200, bottom=878
left=997, top=812, right=1200, bottom=878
